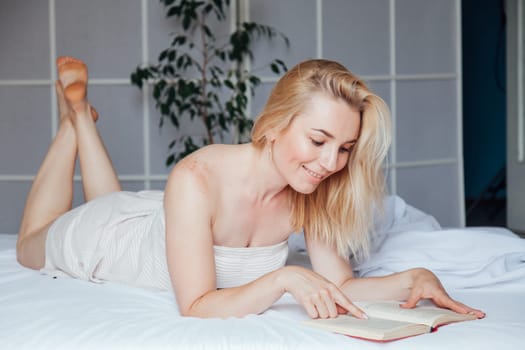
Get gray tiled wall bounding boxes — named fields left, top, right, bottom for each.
left=0, top=0, right=463, bottom=233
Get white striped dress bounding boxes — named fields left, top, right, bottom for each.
left=42, top=191, right=289, bottom=291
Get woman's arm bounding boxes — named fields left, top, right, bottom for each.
left=171, top=264, right=364, bottom=319
left=164, top=162, right=362, bottom=319
left=164, top=162, right=278, bottom=318
left=341, top=269, right=484, bottom=318
left=307, top=236, right=485, bottom=318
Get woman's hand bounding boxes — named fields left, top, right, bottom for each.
left=401, top=268, right=485, bottom=318
left=278, top=265, right=367, bottom=319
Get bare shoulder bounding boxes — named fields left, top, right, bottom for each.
left=163, top=146, right=225, bottom=238
left=163, top=144, right=247, bottom=244
left=166, top=144, right=244, bottom=196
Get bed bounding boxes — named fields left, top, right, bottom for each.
left=1, top=196, right=524, bottom=350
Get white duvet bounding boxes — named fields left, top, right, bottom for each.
left=355, top=196, right=525, bottom=289
left=357, top=227, right=525, bottom=289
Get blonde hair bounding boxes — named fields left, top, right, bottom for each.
left=251, top=59, right=391, bottom=259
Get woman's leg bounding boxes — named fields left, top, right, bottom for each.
left=17, top=80, right=79, bottom=269
left=17, top=56, right=121, bottom=269
left=58, top=56, right=121, bottom=201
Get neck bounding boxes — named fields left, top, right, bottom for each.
left=245, top=143, right=288, bottom=205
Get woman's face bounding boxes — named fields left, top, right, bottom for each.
left=271, top=93, right=361, bottom=194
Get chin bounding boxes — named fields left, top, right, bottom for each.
left=289, top=183, right=319, bottom=195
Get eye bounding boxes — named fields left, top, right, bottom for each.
left=339, top=143, right=355, bottom=154
left=311, top=138, right=324, bottom=147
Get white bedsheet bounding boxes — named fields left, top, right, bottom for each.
left=1, top=196, right=525, bottom=350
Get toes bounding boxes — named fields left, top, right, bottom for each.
left=56, top=56, right=85, bottom=68
left=56, top=56, right=88, bottom=87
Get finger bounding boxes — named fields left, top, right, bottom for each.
left=435, top=296, right=485, bottom=318
left=319, top=289, right=338, bottom=318
left=303, top=299, right=319, bottom=319
left=427, top=289, right=467, bottom=311
left=460, top=303, right=486, bottom=318
left=341, top=302, right=368, bottom=320
left=331, top=292, right=367, bottom=319
left=400, top=291, right=420, bottom=309
left=312, top=294, right=330, bottom=319
left=468, top=308, right=486, bottom=319
left=437, top=297, right=470, bottom=314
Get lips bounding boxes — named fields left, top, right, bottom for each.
left=302, top=165, right=324, bottom=180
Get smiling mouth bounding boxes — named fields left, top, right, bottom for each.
left=303, top=165, right=324, bottom=180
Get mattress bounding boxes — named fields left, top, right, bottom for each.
left=1, top=196, right=524, bottom=350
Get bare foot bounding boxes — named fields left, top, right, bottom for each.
left=55, top=80, right=72, bottom=123
left=56, top=56, right=98, bottom=121
left=55, top=80, right=98, bottom=122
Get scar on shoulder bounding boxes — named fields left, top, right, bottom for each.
left=177, top=158, right=209, bottom=187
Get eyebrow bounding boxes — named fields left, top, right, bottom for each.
left=312, top=128, right=358, bottom=144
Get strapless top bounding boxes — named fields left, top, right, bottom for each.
left=213, top=240, right=289, bottom=289
left=43, top=190, right=290, bottom=291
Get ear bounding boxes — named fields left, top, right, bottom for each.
left=265, top=130, right=277, bottom=143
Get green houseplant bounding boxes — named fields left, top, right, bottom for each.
left=131, top=0, right=288, bottom=166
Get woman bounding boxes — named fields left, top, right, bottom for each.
left=16, top=56, right=484, bottom=320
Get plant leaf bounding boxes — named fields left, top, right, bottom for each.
left=166, top=154, right=175, bottom=167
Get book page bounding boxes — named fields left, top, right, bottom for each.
left=302, top=315, right=430, bottom=341
left=355, top=301, right=477, bottom=327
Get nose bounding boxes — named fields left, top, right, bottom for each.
left=320, top=147, right=338, bottom=172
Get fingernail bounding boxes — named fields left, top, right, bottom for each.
left=361, top=313, right=369, bottom=320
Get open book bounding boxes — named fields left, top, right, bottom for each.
left=302, top=301, right=478, bottom=341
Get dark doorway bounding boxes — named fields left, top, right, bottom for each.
left=462, top=0, right=507, bottom=227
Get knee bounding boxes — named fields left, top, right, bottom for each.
left=16, top=234, right=45, bottom=270
left=16, top=237, right=32, bottom=268
left=16, top=237, right=29, bottom=267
